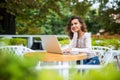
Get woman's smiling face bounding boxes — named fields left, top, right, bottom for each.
left=71, top=19, right=82, bottom=32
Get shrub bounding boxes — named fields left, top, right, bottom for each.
left=58, top=37, right=70, bottom=46
left=0, top=50, right=39, bottom=80
left=70, top=63, right=120, bottom=80
left=10, top=38, right=27, bottom=46
left=0, top=38, right=11, bottom=46
left=92, top=39, right=120, bottom=50
left=0, top=49, right=120, bottom=80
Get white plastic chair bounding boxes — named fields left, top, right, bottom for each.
left=0, top=46, right=35, bottom=56
left=92, top=46, right=113, bottom=66
left=112, top=50, right=120, bottom=69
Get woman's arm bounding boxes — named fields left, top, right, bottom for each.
left=63, top=33, right=93, bottom=54
left=71, top=33, right=92, bottom=53
left=69, top=32, right=78, bottom=48
left=85, top=33, right=92, bottom=49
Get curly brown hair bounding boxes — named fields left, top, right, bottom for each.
left=66, top=16, right=87, bottom=39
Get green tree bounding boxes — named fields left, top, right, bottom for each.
left=72, top=0, right=91, bottom=18
left=93, top=0, right=120, bottom=34
left=85, top=10, right=101, bottom=34
left=16, top=0, right=71, bottom=34
left=3, top=0, right=117, bottom=35
left=0, top=0, right=40, bottom=34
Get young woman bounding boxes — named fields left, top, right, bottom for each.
left=63, top=16, right=100, bottom=65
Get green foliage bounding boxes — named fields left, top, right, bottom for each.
left=0, top=49, right=120, bottom=80
left=0, top=50, right=39, bottom=80
left=1, top=0, right=120, bottom=35
left=94, top=0, right=120, bottom=34
left=71, top=63, right=120, bottom=80
left=10, top=38, right=27, bottom=46
left=16, top=26, right=44, bottom=35
left=85, top=10, right=102, bottom=34
left=16, top=8, right=45, bottom=34
left=38, top=70, right=63, bottom=80
left=0, top=0, right=40, bottom=15
left=0, top=49, right=63, bottom=80
left=92, top=38, right=120, bottom=50
left=39, top=0, right=72, bottom=35
left=15, top=0, right=71, bottom=35
left=0, top=38, right=27, bottom=46
left=72, top=1, right=91, bottom=18
left=0, top=38, right=11, bottom=46
left=41, top=9, right=67, bottom=34
left=58, top=37, right=70, bottom=46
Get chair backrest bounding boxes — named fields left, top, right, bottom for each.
left=92, top=46, right=113, bottom=66
left=0, top=46, right=35, bottom=56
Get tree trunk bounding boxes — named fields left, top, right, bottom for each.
left=0, top=8, right=16, bottom=34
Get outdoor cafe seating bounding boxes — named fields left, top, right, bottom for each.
left=0, top=45, right=114, bottom=80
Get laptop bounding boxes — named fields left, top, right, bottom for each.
left=40, top=35, right=64, bottom=54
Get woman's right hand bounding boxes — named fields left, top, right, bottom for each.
left=71, top=27, right=78, bottom=32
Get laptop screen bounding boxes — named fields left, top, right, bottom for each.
left=40, top=35, right=63, bottom=54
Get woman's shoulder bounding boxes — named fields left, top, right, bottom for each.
left=84, top=32, right=91, bottom=37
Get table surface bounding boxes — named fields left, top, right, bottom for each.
left=24, top=51, right=87, bottom=62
